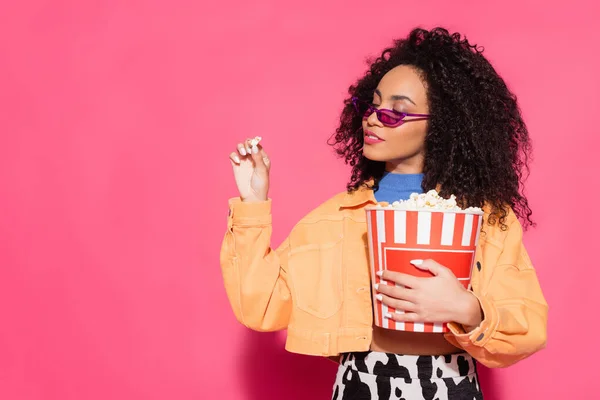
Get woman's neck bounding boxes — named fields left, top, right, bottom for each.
left=385, top=151, right=424, bottom=174
left=385, top=160, right=423, bottom=174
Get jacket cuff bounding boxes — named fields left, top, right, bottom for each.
left=446, top=293, right=499, bottom=348
left=228, top=197, right=272, bottom=226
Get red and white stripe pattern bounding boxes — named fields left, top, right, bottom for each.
left=366, top=208, right=482, bottom=333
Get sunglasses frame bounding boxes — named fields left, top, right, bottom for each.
left=351, top=97, right=430, bottom=127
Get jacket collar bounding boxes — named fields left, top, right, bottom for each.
left=339, top=184, right=378, bottom=209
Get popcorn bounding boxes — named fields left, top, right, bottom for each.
left=249, top=136, right=262, bottom=147
left=386, top=189, right=482, bottom=213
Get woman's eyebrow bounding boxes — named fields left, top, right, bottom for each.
left=374, top=89, right=417, bottom=106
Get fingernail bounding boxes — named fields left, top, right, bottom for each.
left=375, top=294, right=383, bottom=301
left=234, top=155, right=240, bottom=163
left=376, top=270, right=383, bottom=277
left=252, top=145, right=258, bottom=154
left=240, top=148, right=246, bottom=156
left=374, top=283, right=379, bottom=290
left=410, top=259, right=424, bottom=266
left=384, top=312, right=392, bottom=319
left=246, top=147, right=252, bottom=153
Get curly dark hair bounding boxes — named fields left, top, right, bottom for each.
left=328, top=27, right=533, bottom=230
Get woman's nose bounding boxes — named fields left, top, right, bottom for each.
left=366, top=109, right=384, bottom=127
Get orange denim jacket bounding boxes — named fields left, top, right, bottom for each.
left=219, top=185, right=548, bottom=368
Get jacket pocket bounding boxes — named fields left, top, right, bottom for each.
left=288, top=239, right=343, bottom=319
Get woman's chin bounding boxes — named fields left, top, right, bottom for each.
left=362, top=148, right=388, bottom=162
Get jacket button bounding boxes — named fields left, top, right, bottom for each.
left=476, top=261, right=482, bottom=271
left=476, top=333, right=485, bottom=341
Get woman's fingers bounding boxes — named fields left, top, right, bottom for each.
left=377, top=270, right=421, bottom=289
left=375, top=282, right=417, bottom=303
left=229, top=152, right=241, bottom=165
left=375, top=293, right=417, bottom=312
left=385, top=311, right=421, bottom=322
left=237, top=142, right=248, bottom=157
left=231, top=138, right=268, bottom=169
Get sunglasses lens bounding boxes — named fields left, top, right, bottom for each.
left=379, top=110, right=402, bottom=126
left=353, top=100, right=404, bottom=126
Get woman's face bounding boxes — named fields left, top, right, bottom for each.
left=362, top=65, right=430, bottom=173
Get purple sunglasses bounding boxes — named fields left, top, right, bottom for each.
left=351, top=97, right=430, bottom=127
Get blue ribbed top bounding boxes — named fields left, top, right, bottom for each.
left=373, top=172, right=424, bottom=203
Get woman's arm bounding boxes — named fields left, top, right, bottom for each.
left=220, top=198, right=292, bottom=332
left=444, top=217, right=548, bottom=368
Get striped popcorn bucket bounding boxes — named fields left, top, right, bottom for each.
left=366, top=207, right=483, bottom=333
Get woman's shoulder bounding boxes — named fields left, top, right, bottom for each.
left=481, top=203, right=524, bottom=244
left=482, top=202, right=518, bottom=221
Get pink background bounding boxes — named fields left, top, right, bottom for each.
left=0, top=1, right=598, bottom=399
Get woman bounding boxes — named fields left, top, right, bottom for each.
left=220, top=27, right=548, bottom=399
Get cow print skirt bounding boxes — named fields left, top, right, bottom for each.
left=331, top=351, right=483, bottom=400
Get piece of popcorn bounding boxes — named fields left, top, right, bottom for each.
left=249, top=136, right=262, bottom=147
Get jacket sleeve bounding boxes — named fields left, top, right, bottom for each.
left=445, top=216, right=549, bottom=368
left=219, top=197, right=292, bottom=332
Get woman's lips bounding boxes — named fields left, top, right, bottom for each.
left=364, top=130, right=385, bottom=145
